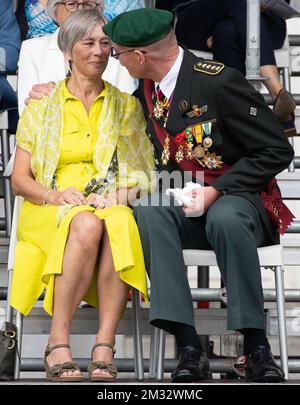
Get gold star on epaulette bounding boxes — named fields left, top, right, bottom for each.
left=194, top=60, right=225, bottom=75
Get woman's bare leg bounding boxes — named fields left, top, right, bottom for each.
left=260, top=65, right=283, bottom=100
left=91, top=225, right=130, bottom=378
left=46, top=212, right=103, bottom=377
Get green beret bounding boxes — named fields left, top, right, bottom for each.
left=103, top=8, right=173, bottom=47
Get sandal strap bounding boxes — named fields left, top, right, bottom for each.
left=91, top=343, right=116, bottom=356
left=87, top=361, right=117, bottom=377
left=45, top=343, right=70, bottom=358
left=48, top=361, right=80, bottom=377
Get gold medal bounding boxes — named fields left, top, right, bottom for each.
left=203, top=136, right=213, bottom=149
left=185, top=142, right=194, bottom=160
left=192, top=145, right=205, bottom=159
left=153, top=98, right=169, bottom=120
left=161, top=135, right=170, bottom=165
left=202, top=152, right=223, bottom=169
left=193, top=156, right=206, bottom=167
left=153, top=100, right=165, bottom=119
left=175, top=144, right=184, bottom=163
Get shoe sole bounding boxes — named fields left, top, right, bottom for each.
left=172, top=372, right=211, bottom=383
left=246, top=371, right=285, bottom=383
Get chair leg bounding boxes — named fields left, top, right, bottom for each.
left=6, top=269, right=22, bottom=379
left=5, top=270, right=14, bottom=323
left=274, top=265, right=289, bottom=380
left=156, top=329, right=165, bottom=381
left=131, top=288, right=144, bottom=380
left=149, top=326, right=159, bottom=379
left=14, top=311, right=23, bottom=380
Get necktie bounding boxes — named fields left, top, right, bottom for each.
left=156, top=84, right=165, bottom=102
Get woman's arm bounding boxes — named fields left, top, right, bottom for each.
left=12, top=146, right=87, bottom=205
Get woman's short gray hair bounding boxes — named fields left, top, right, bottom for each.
left=45, top=0, right=104, bottom=23
left=58, top=9, right=108, bottom=55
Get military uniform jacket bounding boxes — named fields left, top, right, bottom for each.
left=136, top=49, right=294, bottom=243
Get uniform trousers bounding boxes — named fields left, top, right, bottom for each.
left=134, top=193, right=271, bottom=333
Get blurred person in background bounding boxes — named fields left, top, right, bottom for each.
left=158, top=0, right=296, bottom=137
left=18, top=0, right=136, bottom=114
left=0, top=0, right=21, bottom=134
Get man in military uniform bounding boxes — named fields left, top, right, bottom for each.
left=104, top=9, right=294, bottom=383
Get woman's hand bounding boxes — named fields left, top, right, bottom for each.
left=47, top=187, right=86, bottom=205
left=86, top=192, right=117, bottom=209
left=86, top=193, right=110, bottom=209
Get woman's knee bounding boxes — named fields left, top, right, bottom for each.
left=70, top=212, right=103, bottom=245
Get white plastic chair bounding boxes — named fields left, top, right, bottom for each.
left=149, top=244, right=289, bottom=381
left=5, top=196, right=145, bottom=380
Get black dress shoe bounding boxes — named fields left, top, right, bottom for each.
left=246, top=345, right=285, bottom=382
left=171, top=345, right=210, bottom=383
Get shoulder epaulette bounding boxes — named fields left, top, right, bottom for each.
left=194, top=60, right=225, bottom=75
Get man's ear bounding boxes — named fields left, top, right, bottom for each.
left=135, top=50, right=146, bottom=64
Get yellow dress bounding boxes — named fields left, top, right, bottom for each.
left=11, top=82, right=149, bottom=316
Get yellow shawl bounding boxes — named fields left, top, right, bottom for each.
left=16, top=79, right=155, bottom=195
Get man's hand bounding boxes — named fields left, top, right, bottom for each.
left=25, top=81, right=56, bottom=105
left=206, top=36, right=213, bottom=49
left=182, top=186, right=222, bottom=217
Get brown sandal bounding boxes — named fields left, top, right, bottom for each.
left=87, top=343, right=117, bottom=382
left=44, top=343, right=83, bottom=382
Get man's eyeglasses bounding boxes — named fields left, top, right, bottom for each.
left=110, top=47, right=146, bottom=60
left=58, top=1, right=101, bottom=12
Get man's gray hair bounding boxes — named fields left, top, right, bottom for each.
left=45, top=0, right=63, bottom=22
left=58, top=9, right=108, bottom=54
left=45, top=0, right=104, bottom=23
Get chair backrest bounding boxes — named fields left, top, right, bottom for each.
left=189, top=49, right=213, bottom=60
left=275, top=35, right=290, bottom=69
left=0, top=111, right=9, bottom=131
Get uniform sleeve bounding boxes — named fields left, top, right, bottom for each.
left=212, top=68, right=294, bottom=194
left=117, top=95, right=155, bottom=194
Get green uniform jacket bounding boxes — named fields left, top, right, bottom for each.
left=136, top=49, right=294, bottom=243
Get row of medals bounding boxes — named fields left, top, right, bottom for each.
left=153, top=97, right=223, bottom=170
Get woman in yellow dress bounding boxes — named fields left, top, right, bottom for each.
left=10, top=9, right=154, bottom=382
